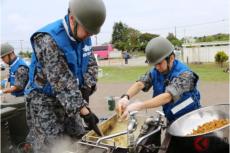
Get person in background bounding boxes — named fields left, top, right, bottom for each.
left=116, top=37, right=201, bottom=123
left=123, top=51, right=130, bottom=64
left=0, top=43, right=29, bottom=97
left=25, top=0, right=106, bottom=152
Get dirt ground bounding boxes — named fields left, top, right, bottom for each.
left=1, top=81, right=229, bottom=118
left=89, top=82, right=229, bottom=117
left=0, top=78, right=229, bottom=153
left=1, top=58, right=229, bottom=118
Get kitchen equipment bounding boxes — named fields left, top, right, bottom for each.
left=80, top=113, right=146, bottom=153
left=166, top=104, right=229, bottom=153
left=78, top=111, right=165, bottom=153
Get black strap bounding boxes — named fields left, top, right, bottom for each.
left=120, top=94, right=130, bottom=100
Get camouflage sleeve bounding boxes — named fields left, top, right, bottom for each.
left=32, top=34, right=87, bottom=116
left=137, top=71, right=153, bottom=92
left=82, top=52, right=98, bottom=89
left=14, top=66, right=29, bottom=90
left=165, top=71, right=199, bottom=102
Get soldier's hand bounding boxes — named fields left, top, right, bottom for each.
left=120, top=102, right=143, bottom=120
left=80, top=106, right=90, bottom=115
left=81, top=111, right=99, bottom=128
left=80, top=107, right=102, bottom=136
left=116, top=97, right=129, bottom=118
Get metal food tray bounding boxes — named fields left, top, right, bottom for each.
left=82, top=113, right=147, bottom=149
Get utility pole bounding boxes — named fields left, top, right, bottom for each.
left=174, top=26, right=177, bottom=38
left=19, top=40, right=24, bottom=52
left=183, top=29, right=186, bottom=41
left=183, top=28, right=187, bottom=44
left=95, top=35, right=98, bottom=45
left=182, top=28, right=186, bottom=62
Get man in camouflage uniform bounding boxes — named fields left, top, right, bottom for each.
left=0, top=43, right=29, bottom=97
left=25, top=0, right=106, bottom=152
left=117, top=37, right=201, bottom=123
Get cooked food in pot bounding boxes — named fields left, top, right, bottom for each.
left=188, top=119, right=229, bottom=135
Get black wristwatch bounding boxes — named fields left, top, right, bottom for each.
left=120, top=94, right=130, bottom=100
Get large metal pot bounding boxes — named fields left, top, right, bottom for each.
left=167, top=104, right=229, bottom=153
left=1, top=100, right=29, bottom=146
left=1, top=107, right=17, bottom=153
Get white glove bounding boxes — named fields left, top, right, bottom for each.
left=116, top=97, right=130, bottom=117
left=120, top=102, right=143, bottom=120
left=0, top=90, right=4, bottom=96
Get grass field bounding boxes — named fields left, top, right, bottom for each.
left=189, top=63, right=229, bottom=82
left=99, top=63, right=229, bottom=83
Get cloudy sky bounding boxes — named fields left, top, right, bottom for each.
left=1, top=0, right=229, bottom=53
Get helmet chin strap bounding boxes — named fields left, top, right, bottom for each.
left=73, top=19, right=82, bottom=41
left=162, top=56, right=171, bottom=75
left=7, top=54, right=12, bottom=65
left=166, top=59, right=171, bottom=72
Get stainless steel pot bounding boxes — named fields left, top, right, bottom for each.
left=166, top=104, right=229, bottom=153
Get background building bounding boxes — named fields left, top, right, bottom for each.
left=182, top=41, right=229, bottom=63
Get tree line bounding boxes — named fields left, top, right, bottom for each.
left=18, top=21, right=229, bottom=58
left=19, top=51, right=32, bottom=58
left=111, top=21, right=229, bottom=53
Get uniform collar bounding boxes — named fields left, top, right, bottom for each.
left=164, top=60, right=178, bottom=78
left=62, top=15, right=77, bottom=42
left=10, top=57, right=19, bottom=68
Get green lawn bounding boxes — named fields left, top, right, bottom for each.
left=99, top=66, right=150, bottom=83
left=189, top=63, right=229, bottom=82
left=99, top=63, right=229, bottom=83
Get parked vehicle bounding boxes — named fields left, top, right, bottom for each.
left=92, top=44, right=113, bottom=59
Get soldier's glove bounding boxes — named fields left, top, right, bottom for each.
left=81, top=109, right=102, bottom=136
left=82, top=111, right=99, bottom=128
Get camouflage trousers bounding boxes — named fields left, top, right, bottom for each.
left=25, top=90, right=85, bottom=153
